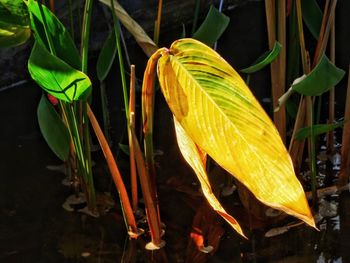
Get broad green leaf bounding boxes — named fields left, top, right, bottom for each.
left=26, top=0, right=81, bottom=69
left=193, top=5, right=229, bottom=46
left=295, top=122, right=344, bottom=141
left=301, top=0, right=322, bottom=39
left=0, top=22, right=30, bottom=47
left=28, top=41, right=92, bottom=102
left=292, top=55, right=345, bottom=96
left=174, top=117, right=245, bottom=237
left=37, top=94, right=70, bottom=161
left=97, top=30, right=117, bottom=81
left=241, top=41, right=281, bottom=74
left=0, top=0, right=29, bottom=26
left=154, top=38, right=315, bottom=229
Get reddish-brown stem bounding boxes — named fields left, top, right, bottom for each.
left=86, top=104, right=139, bottom=237
left=140, top=48, right=167, bottom=248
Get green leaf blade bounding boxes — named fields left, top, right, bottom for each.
left=295, top=122, right=344, bottom=141
left=193, top=5, right=229, bottom=46
left=301, top=0, right=322, bottom=39
left=292, top=55, right=345, bottom=96
left=28, top=41, right=92, bottom=103
left=240, top=41, right=282, bottom=74
left=97, top=30, right=117, bottom=81
left=37, top=94, right=70, bottom=161
left=26, top=0, right=81, bottom=69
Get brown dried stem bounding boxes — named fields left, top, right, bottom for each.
left=265, top=0, right=286, bottom=143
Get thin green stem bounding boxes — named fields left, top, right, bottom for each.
left=110, top=0, right=129, bottom=122
left=81, top=0, right=93, bottom=73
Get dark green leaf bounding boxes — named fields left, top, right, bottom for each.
left=97, top=30, right=116, bottom=81
left=295, top=122, right=344, bottom=141
left=285, top=99, right=298, bottom=119
left=0, top=0, right=29, bottom=26
left=119, top=143, right=130, bottom=156
left=26, top=0, right=81, bottom=69
left=240, top=42, right=282, bottom=74
left=301, top=0, right=322, bottom=39
left=0, top=22, right=30, bottom=47
left=292, top=55, right=345, bottom=96
left=37, top=94, right=70, bottom=161
left=28, top=41, right=92, bottom=102
left=193, top=5, right=229, bottom=46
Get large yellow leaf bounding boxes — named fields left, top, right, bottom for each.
left=156, top=38, right=315, bottom=229
left=174, top=117, right=246, bottom=237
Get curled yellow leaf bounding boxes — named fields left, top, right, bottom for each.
left=156, top=38, right=315, bottom=229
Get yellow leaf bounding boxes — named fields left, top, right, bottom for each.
left=174, top=117, right=246, bottom=237
left=156, top=38, right=315, bottom=229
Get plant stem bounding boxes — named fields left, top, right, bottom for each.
left=129, top=65, right=138, bottom=212
left=110, top=0, right=129, bottom=122
left=153, top=0, right=163, bottom=46
left=339, top=65, right=350, bottom=186
left=306, top=96, right=318, bottom=205
left=81, top=0, right=93, bottom=73
left=87, top=104, right=140, bottom=236
left=80, top=0, right=97, bottom=210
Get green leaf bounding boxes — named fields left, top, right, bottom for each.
left=26, top=0, right=81, bottom=69
left=0, top=22, right=30, bottom=47
left=193, top=5, right=229, bottom=46
left=240, top=41, right=282, bottom=73
left=0, top=0, right=29, bottom=26
left=292, top=55, right=345, bottom=96
left=301, top=0, right=322, bottom=39
left=97, top=30, right=117, bottom=81
left=295, top=122, right=344, bottom=141
left=0, top=0, right=30, bottom=47
left=119, top=143, right=130, bottom=156
left=28, top=41, right=92, bottom=103
left=37, top=94, right=70, bottom=161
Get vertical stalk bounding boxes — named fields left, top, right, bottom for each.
left=129, top=65, right=138, bottom=212
left=276, top=0, right=286, bottom=143
left=306, top=97, right=317, bottom=204
left=339, top=65, right=350, bottom=186
left=141, top=49, right=166, bottom=249
left=87, top=105, right=140, bottom=236
left=153, top=0, right=163, bottom=46
left=80, top=0, right=97, bottom=210
left=110, top=0, right=129, bottom=122
left=327, top=19, right=335, bottom=153
left=81, top=0, right=93, bottom=73
left=265, top=0, right=286, bottom=143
